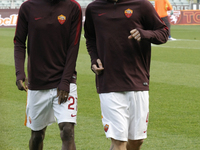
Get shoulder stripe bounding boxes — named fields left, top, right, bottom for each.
left=71, top=0, right=82, bottom=45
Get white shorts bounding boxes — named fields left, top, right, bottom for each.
left=99, top=91, right=149, bottom=141
left=24, top=83, right=78, bottom=131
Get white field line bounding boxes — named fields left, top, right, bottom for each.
left=173, top=39, right=200, bottom=42
left=152, top=45, right=200, bottom=50
left=152, top=39, right=200, bottom=50
left=82, top=35, right=199, bottom=42
left=82, top=36, right=200, bottom=50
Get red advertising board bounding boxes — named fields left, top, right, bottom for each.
left=168, top=10, right=200, bottom=25
left=0, top=9, right=200, bottom=27
left=0, top=9, right=18, bottom=27
left=0, top=9, right=86, bottom=27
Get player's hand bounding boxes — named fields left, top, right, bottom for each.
left=128, top=29, right=141, bottom=41
left=92, top=59, right=104, bottom=75
left=57, top=88, right=69, bottom=105
left=16, top=78, right=28, bottom=92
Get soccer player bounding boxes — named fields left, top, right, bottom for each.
left=14, top=0, right=82, bottom=150
left=155, top=0, right=176, bottom=40
left=84, top=0, right=169, bottom=149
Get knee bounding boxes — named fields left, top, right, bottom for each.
left=127, top=139, right=144, bottom=149
left=111, top=138, right=127, bottom=149
left=135, top=139, right=144, bottom=146
left=31, top=131, right=45, bottom=144
left=60, top=123, right=75, bottom=141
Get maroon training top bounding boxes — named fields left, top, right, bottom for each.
left=84, top=0, right=169, bottom=93
left=14, top=0, right=82, bottom=92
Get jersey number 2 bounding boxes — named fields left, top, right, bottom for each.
left=68, top=96, right=77, bottom=111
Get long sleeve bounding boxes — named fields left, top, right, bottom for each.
left=14, top=0, right=82, bottom=91
left=14, top=5, right=28, bottom=82
left=84, top=7, right=99, bottom=66
left=58, top=3, right=82, bottom=92
left=138, top=1, right=169, bottom=44
left=84, top=0, right=169, bottom=93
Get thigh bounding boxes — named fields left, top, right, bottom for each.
left=99, top=92, right=129, bottom=141
left=128, top=91, right=149, bottom=140
left=111, top=138, right=127, bottom=149
left=53, top=83, right=78, bottom=124
left=127, top=139, right=144, bottom=150
left=25, top=89, right=56, bottom=131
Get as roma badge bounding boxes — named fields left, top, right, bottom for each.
left=124, top=8, right=133, bottom=18
left=104, top=124, right=109, bottom=132
left=58, top=14, right=66, bottom=25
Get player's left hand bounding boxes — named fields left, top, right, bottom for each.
left=128, top=29, right=141, bottom=41
left=57, top=88, right=69, bottom=105
left=16, top=78, right=28, bottom=92
left=92, top=59, right=104, bottom=75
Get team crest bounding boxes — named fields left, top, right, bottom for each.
left=124, top=8, right=133, bottom=18
left=58, top=14, right=66, bottom=25
left=104, top=124, right=109, bottom=132
left=29, top=116, right=32, bottom=124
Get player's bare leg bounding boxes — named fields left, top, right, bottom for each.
left=29, top=127, right=47, bottom=150
left=126, top=139, right=144, bottom=150
left=59, top=122, right=76, bottom=150
left=110, top=138, right=127, bottom=150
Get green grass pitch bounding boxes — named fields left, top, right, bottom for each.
left=0, top=25, right=200, bottom=149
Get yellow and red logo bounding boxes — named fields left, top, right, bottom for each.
left=124, top=8, right=133, bottom=18
left=104, top=124, right=109, bottom=132
left=58, top=14, right=66, bottom=25
left=29, top=116, right=32, bottom=124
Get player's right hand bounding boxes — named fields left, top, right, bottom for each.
left=16, top=78, right=28, bottom=92
left=128, top=29, right=141, bottom=41
left=92, top=59, right=104, bottom=75
left=57, top=88, right=69, bottom=105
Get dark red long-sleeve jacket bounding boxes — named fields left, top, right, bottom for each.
left=14, top=0, right=82, bottom=92
left=84, top=0, right=169, bottom=93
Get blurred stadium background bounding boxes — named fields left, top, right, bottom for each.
left=0, top=0, right=200, bottom=9
left=0, top=0, right=200, bottom=150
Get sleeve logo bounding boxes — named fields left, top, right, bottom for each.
left=58, top=14, right=66, bottom=25
left=124, top=8, right=133, bottom=18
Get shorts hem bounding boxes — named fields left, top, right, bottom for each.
left=128, top=135, right=147, bottom=140
left=57, top=119, right=77, bottom=125
left=106, top=135, right=127, bottom=142
left=26, top=121, right=56, bottom=131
